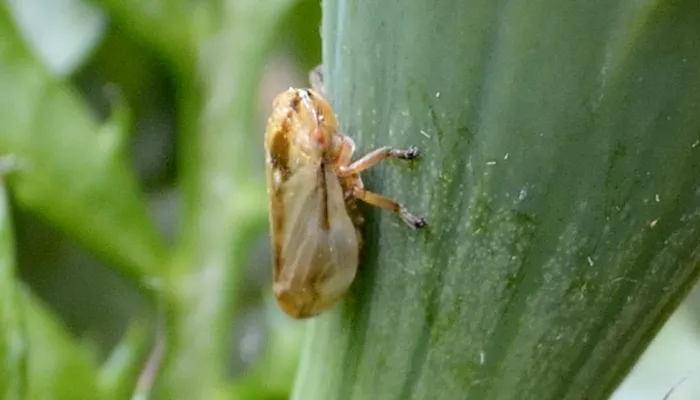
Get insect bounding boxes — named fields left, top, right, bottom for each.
left=265, top=65, right=426, bottom=318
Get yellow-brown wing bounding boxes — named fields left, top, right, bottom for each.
left=268, top=163, right=359, bottom=318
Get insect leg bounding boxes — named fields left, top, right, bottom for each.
left=334, top=134, right=357, bottom=169
left=352, top=186, right=427, bottom=229
left=337, top=146, right=420, bottom=177
left=310, top=65, right=325, bottom=95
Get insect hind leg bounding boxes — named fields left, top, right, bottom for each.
left=352, top=187, right=427, bottom=229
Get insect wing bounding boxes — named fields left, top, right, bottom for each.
left=271, top=164, right=359, bottom=318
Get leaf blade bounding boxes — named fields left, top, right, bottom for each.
left=0, top=4, right=167, bottom=283
left=296, top=1, right=700, bottom=399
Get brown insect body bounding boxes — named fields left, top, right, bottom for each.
left=265, top=68, right=426, bottom=318
left=266, top=88, right=362, bottom=318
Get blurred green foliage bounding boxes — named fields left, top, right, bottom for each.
left=0, top=0, right=320, bottom=398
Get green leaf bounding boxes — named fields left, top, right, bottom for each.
left=1, top=194, right=102, bottom=400
left=295, top=1, right=700, bottom=399
left=281, top=0, right=322, bottom=71
left=0, top=181, right=24, bottom=400
left=98, top=323, right=152, bottom=400
left=0, top=4, right=166, bottom=282
left=90, top=0, right=193, bottom=71
left=7, top=0, right=107, bottom=76
left=22, top=289, right=99, bottom=400
left=231, top=306, right=305, bottom=399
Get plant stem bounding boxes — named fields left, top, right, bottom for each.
left=157, top=1, right=296, bottom=397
